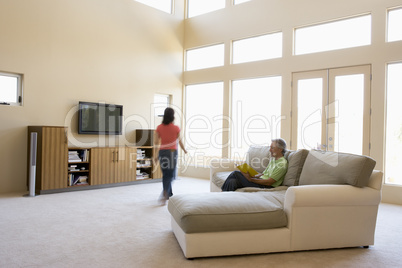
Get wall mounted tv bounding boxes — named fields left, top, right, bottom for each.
left=78, top=101, right=123, bottom=135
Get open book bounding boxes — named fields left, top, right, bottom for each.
left=236, top=163, right=259, bottom=177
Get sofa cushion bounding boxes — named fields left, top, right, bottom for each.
left=299, top=150, right=376, bottom=187
left=246, top=145, right=271, bottom=173
left=282, top=149, right=309, bottom=186
left=211, top=171, right=232, bottom=189
left=168, top=191, right=287, bottom=233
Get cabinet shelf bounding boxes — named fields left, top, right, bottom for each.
left=68, top=148, right=90, bottom=187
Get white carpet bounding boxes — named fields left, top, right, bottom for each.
left=1, top=177, right=401, bottom=268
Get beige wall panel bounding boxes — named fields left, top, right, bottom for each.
left=0, top=0, right=184, bottom=193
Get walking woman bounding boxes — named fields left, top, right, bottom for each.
left=154, top=107, right=187, bottom=205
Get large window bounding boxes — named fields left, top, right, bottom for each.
left=294, top=14, right=371, bottom=55
left=0, top=72, right=22, bottom=106
left=385, top=62, right=402, bottom=185
left=187, top=0, right=225, bottom=18
left=135, top=0, right=172, bottom=13
left=186, top=44, right=224, bottom=71
left=231, top=76, right=282, bottom=158
left=185, top=82, right=224, bottom=165
left=387, top=7, right=402, bottom=42
left=232, top=32, right=282, bottom=64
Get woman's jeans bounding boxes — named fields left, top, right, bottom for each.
left=158, top=149, right=178, bottom=198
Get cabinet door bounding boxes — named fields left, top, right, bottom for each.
left=41, top=127, right=68, bottom=190
left=90, top=147, right=115, bottom=185
left=114, top=147, right=137, bottom=183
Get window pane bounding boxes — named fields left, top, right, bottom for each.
left=232, top=32, right=282, bottom=64
left=186, top=44, right=224, bottom=71
left=231, top=76, right=282, bottom=159
left=385, top=63, right=402, bottom=185
left=154, top=94, right=170, bottom=117
left=297, top=78, right=323, bottom=150
left=295, top=15, right=371, bottom=55
left=388, top=8, right=402, bottom=42
left=334, top=74, right=364, bottom=155
left=185, top=82, right=224, bottom=164
left=234, top=0, right=251, bottom=4
left=188, top=0, right=225, bottom=18
left=0, top=74, right=20, bottom=104
left=135, top=0, right=172, bottom=13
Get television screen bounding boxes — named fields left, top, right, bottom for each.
left=78, top=101, right=123, bottom=135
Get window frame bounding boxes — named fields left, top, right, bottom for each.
left=387, top=6, right=402, bottom=43
left=233, top=0, right=252, bottom=5
left=294, top=14, right=372, bottom=55
left=184, top=81, right=225, bottom=165
left=384, top=61, right=402, bottom=185
left=230, top=75, right=283, bottom=159
left=231, top=31, right=283, bottom=64
left=0, top=71, right=23, bottom=106
left=187, top=0, right=226, bottom=18
left=185, top=43, right=225, bottom=71
left=135, top=0, right=173, bottom=14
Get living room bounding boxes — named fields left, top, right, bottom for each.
left=1, top=0, right=402, bottom=265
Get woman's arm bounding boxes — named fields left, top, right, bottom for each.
left=177, top=133, right=187, bottom=154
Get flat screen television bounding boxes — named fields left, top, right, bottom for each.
left=78, top=101, right=123, bottom=135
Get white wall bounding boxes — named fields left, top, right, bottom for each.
left=0, top=0, right=185, bottom=193
left=182, top=0, right=402, bottom=204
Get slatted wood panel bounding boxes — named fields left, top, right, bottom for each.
left=115, top=147, right=137, bottom=183
left=41, top=127, right=68, bottom=190
left=90, top=147, right=115, bottom=185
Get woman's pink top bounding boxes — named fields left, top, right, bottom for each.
left=156, top=123, right=180, bottom=150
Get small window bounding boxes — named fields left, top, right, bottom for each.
left=232, top=32, right=282, bottom=64
left=187, top=0, right=225, bottom=18
left=0, top=72, right=22, bottom=106
left=294, top=14, right=371, bottom=55
left=387, top=7, right=402, bottom=42
left=135, top=0, right=172, bottom=14
left=186, top=44, right=224, bottom=71
left=234, top=0, right=251, bottom=5
left=154, top=94, right=171, bottom=117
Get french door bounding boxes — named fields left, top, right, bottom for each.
left=291, top=65, right=371, bottom=155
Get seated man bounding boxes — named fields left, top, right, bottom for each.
left=221, top=139, right=288, bottom=191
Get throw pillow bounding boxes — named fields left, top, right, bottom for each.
left=282, top=149, right=309, bottom=186
left=298, top=150, right=376, bottom=187
left=245, top=145, right=271, bottom=173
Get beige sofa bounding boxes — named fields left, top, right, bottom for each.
left=168, top=147, right=382, bottom=259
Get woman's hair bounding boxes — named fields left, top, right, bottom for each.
left=272, top=138, right=287, bottom=154
left=162, top=107, right=175, bottom=125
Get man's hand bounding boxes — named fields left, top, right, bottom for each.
left=241, top=172, right=253, bottom=181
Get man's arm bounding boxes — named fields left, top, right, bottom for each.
left=242, top=172, right=276, bottom=186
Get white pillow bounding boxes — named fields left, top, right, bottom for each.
left=246, top=146, right=271, bottom=173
